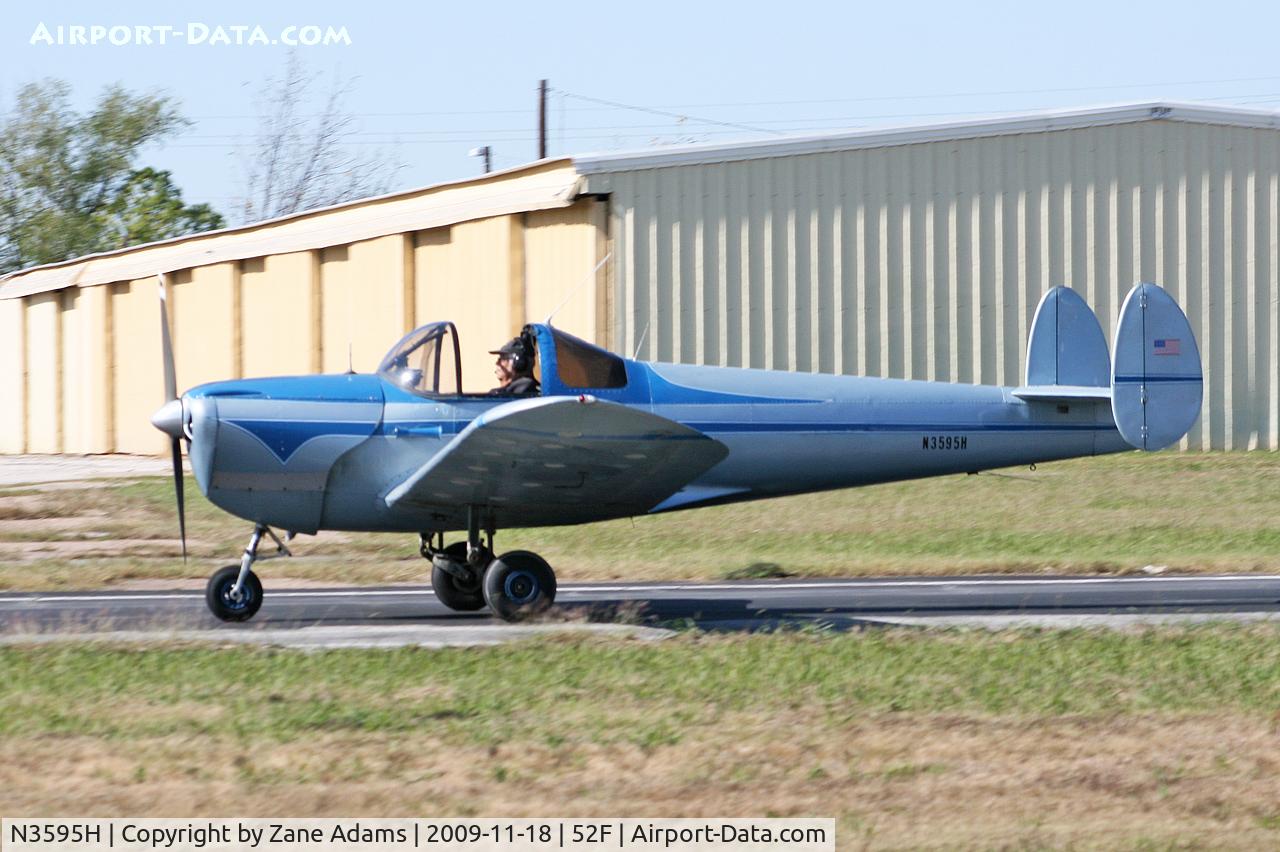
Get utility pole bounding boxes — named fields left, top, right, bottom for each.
left=537, top=79, right=548, bottom=160
left=469, top=146, right=492, bottom=174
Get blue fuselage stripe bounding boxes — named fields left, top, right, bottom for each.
left=381, top=418, right=1110, bottom=437
left=684, top=422, right=1108, bottom=434
left=225, top=419, right=375, bottom=464
left=1113, top=374, right=1203, bottom=383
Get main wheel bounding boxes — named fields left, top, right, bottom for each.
left=483, top=550, right=556, bottom=622
left=206, top=564, right=263, bottom=622
left=431, top=542, right=489, bottom=612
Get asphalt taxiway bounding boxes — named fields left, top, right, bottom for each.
left=2, top=574, right=1279, bottom=648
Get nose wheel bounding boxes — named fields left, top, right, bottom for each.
left=206, top=564, right=263, bottom=622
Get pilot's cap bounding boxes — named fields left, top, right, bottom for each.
left=489, top=337, right=528, bottom=358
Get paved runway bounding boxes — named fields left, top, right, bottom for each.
left=2, top=574, right=1280, bottom=647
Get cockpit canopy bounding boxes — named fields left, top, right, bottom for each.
left=377, top=321, right=629, bottom=397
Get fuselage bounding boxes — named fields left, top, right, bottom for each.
left=179, top=323, right=1129, bottom=535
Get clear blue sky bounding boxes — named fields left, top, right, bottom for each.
left=4, top=0, right=1279, bottom=221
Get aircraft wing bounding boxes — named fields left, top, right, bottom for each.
left=384, top=396, right=729, bottom=522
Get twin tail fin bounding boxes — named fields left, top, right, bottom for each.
left=1015, top=283, right=1202, bottom=451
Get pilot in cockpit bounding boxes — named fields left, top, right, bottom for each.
left=488, top=333, right=541, bottom=396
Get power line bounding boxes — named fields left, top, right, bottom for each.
left=619, top=74, right=1280, bottom=109
left=176, top=90, right=1280, bottom=141
left=12, top=75, right=1280, bottom=124
left=165, top=74, right=1280, bottom=123
left=555, top=88, right=786, bottom=135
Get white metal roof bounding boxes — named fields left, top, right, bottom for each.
left=573, top=101, right=1280, bottom=174
left=0, top=158, right=581, bottom=300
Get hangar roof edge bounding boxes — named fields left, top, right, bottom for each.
left=572, top=101, right=1280, bottom=174
left=0, top=158, right=581, bottom=300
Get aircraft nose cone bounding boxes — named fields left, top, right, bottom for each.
left=151, top=398, right=185, bottom=438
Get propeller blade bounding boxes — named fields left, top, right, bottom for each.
left=157, top=272, right=185, bottom=562
left=158, top=273, right=177, bottom=403
left=170, top=436, right=187, bottom=563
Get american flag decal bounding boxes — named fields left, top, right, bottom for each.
left=1153, top=338, right=1181, bottom=356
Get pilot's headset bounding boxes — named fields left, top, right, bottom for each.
left=510, top=331, right=536, bottom=374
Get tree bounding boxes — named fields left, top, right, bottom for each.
left=238, top=53, right=404, bottom=222
left=102, top=167, right=224, bottom=247
left=0, top=80, right=224, bottom=273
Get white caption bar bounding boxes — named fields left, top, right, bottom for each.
left=1, top=819, right=835, bottom=852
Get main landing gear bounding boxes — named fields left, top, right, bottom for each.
left=420, top=507, right=557, bottom=621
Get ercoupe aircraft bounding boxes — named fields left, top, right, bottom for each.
left=149, top=279, right=1202, bottom=622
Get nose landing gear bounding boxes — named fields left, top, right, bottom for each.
left=205, top=524, right=291, bottom=622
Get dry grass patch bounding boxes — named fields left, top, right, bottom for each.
left=2, top=714, right=1279, bottom=848
left=3, top=628, right=1280, bottom=846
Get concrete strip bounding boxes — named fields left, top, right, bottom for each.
left=0, top=622, right=674, bottom=650
left=858, top=612, right=1280, bottom=630
left=0, top=455, right=178, bottom=487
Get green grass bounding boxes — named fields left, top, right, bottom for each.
left=3, top=451, right=1280, bottom=588
left=4, top=626, right=1280, bottom=743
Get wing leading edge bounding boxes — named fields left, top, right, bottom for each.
left=384, top=396, right=729, bottom=525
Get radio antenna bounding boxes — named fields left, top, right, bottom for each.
left=544, top=252, right=611, bottom=326
left=632, top=321, right=650, bottom=360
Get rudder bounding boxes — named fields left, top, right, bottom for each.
left=1111, top=283, right=1203, bottom=450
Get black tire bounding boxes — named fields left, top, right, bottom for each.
left=205, top=564, right=263, bottom=622
left=431, top=542, right=488, bottom=612
left=483, top=550, right=556, bottom=622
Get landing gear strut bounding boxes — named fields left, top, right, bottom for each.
left=421, top=507, right=557, bottom=621
left=205, top=524, right=290, bottom=622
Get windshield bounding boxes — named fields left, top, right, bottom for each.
left=377, top=322, right=461, bottom=396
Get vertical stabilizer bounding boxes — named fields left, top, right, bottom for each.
left=1111, top=283, right=1203, bottom=450
left=1024, top=287, right=1110, bottom=388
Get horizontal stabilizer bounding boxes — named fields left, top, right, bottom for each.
left=1025, top=286, right=1110, bottom=390
left=1012, top=385, right=1112, bottom=402
left=1111, top=283, right=1203, bottom=451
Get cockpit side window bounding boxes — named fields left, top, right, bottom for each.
left=552, top=329, right=627, bottom=389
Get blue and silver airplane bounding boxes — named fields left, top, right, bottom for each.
left=149, top=280, right=1202, bottom=622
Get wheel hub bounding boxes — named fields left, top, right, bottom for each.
left=221, top=582, right=248, bottom=609
left=504, top=570, right=538, bottom=604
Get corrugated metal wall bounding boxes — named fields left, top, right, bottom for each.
left=592, top=121, right=1280, bottom=450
